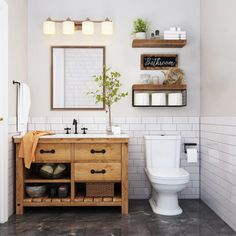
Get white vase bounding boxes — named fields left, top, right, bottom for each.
left=135, top=32, right=146, bottom=39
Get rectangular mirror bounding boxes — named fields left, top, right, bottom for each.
left=51, top=46, right=105, bottom=110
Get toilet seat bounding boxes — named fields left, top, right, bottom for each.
left=145, top=168, right=190, bottom=185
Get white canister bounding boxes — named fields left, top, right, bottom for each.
left=168, top=93, right=183, bottom=106
left=134, top=93, right=150, bottom=106
left=112, top=126, right=121, bottom=135
left=151, top=93, right=166, bottom=106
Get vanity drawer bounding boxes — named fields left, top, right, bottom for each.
left=35, top=144, right=71, bottom=162
left=74, top=163, right=121, bottom=181
left=75, top=144, right=121, bottom=162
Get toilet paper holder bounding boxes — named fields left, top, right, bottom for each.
left=184, top=143, right=197, bottom=153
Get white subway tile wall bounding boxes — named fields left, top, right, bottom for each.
left=201, top=117, right=236, bottom=231
left=8, top=116, right=200, bottom=216
left=27, top=116, right=200, bottom=199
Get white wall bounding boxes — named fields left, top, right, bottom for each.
left=6, top=0, right=27, bottom=217
left=28, top=0, right=200, bottom=117
left=200, top=0, right=236, bottom=231
left=7, top=0, right=28, bottom=116
left=201, top=0, right=236, bottom=116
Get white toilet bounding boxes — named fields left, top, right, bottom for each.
left=144, top=135, right=190, bottom=216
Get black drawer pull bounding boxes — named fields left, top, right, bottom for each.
left=90, top=149, right=106, bottom=154
left=90, top=169, right=106, bottom=174
left=40, top=149, right=55, bottom=154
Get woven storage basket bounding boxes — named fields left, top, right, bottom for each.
left=86, top=183, right=114, bottom=197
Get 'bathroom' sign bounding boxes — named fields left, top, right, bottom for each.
left=141, top=54, right=178, bottom=70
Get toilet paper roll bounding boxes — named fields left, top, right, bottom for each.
left=186, top=148, right=198, bottom=163
left=134, top=93, right=150, bottom=106
left=151, top=93, right=166, bottom=106
left=168, top=93, right=183, bottom=106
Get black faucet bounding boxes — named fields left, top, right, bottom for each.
left=73, top=119, right=78, bottom=134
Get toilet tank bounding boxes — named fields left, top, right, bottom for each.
left=144, top=135, right=181, bottom=169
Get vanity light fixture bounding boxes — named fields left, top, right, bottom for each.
left=82, top=17, right=94, bottom=35
left=43, top=17, right=113, bottom=35
left=62, top=17, right=75, bottom=35
left=43, top=17, right=56, bottom=35
left=101, top=18, right=113, bottom=35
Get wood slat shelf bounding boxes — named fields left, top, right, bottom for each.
left=23, top=196, right=122, bottom=207
left=132, top=39, right=187, bottom=48
left=132, top=84, right=187, bottom=91
left=24, top=178, right=71, bottom=183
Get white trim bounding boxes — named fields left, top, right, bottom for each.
left=0, top=0, right=8, bottom=224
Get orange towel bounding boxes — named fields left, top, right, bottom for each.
left=19, top=131, right=55, bottom=169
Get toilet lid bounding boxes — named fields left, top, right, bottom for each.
left=147, top=168, right=189, bottom=180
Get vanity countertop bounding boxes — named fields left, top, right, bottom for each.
left=13, top=133, right=129, bottom=143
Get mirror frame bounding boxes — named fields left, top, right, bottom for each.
left=51, top=46, right=106, bottom=110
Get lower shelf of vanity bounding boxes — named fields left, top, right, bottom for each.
left=23, top=195, right=122, bottom=207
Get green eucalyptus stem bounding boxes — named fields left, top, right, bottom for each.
left=108, top=105, right=112, bottom=131
left=87, top=66, right=128, bottom=133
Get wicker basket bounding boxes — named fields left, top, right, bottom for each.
left=86, top=183, right=114, bottom=197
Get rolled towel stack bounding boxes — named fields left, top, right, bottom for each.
left=164, top=27, right=187, bottom=40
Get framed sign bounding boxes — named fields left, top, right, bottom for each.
left=141, top=54, right=178, bottom=70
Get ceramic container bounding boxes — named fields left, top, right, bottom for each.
left=135, top=32, right=146, bottom=39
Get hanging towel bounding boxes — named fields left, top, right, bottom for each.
left=19, top=131, right=55, bottom=169
left=18, top=83, right=31, bottom=132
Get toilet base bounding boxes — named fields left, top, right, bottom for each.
left=149, top=190, right=183, bottom=216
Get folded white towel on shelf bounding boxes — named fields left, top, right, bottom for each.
left=18, top=83, right=31, bottom=132
left=164, top=31, right=186, bottom=35
left=164, top=35, right=187, bottom=38
left=164, top=37, right=187, bottom=40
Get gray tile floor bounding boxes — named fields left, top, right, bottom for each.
left=0, top=200, right=235, bottom=236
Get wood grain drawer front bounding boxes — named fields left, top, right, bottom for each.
left=75, top=144, right=121, bottom=162
left=35, top=144, right=71, bottom=161
left=74, top=163, right=121, bottom=181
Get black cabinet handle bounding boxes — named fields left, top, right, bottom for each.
left=40, top=149, right=55, bottom=154
left=90, top=169, right=106, bottom=174
left=90, top=149, right=106, bottom=154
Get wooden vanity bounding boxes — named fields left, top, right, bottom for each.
left=14, top=134, right=129, bottom=214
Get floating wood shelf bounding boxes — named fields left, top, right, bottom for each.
left=132, top=39, right=187, bottom=48
left=132, top=84, right=187, bottom=91
left=132, top=84, right=187, bottom=107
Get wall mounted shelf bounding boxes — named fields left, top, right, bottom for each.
left=132, top=84, right=187, bottom=107
left=132, top=39, right=187, bottom=48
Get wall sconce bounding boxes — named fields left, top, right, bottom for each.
left=43, top=17, right=113, bottom=36
left=101, top=18, right=113, bottom=35
left=62, top=18, right=75, bottom=35
left=82, top=18, right=94, bottom=35
left=43, top=17, right=56, bottom=35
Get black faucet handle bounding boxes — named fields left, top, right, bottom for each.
left=73, top=119, right=78, bottom=124
left=81, top=127, right=88, bottom=134
left=64, top=127, right=71, bottom=134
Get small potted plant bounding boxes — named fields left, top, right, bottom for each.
left=133, top=18, right=150, bottom=39
left=87, top=66, right=128, bottom=134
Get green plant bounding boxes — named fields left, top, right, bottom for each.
left=132, top=18, right=150, bottom=34
left=87, top=66, right=128, bottom=132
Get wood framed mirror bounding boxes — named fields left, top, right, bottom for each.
left=51, top=46, right=105, bottom=110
